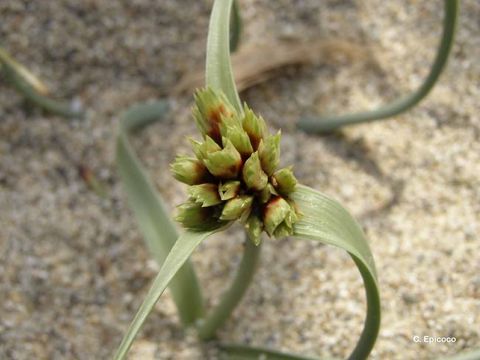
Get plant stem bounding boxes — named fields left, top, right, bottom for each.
left=197, top=235, right=261, bottom=340
left=198, top=0, right=259, bottom=340
left=298, top=0, right=458, bottom=133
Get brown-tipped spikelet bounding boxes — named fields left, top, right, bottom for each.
left=172, top=88, right=300, bottom=245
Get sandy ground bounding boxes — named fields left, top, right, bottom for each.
left=1, top=1, right=479, bottom=359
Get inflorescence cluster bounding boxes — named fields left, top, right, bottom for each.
left=171, top=88, right=299, bottom=245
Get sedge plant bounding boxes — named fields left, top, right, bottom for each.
left=114, top=1, right=380, bottom=359
left=102, top=1, right=479, bottom=359
left=0, top=1, right=475, bottom=359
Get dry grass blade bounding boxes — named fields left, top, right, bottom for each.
left=0, top=47, right=84, bottom=118
left=174, top=38, right=368, bottom=95
left=0, top=47, right=50, bottom=96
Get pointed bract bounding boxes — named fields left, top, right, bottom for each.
left=242, top=152, right=268, bottom=191
left=219, top=180, right=241, bottom=201
left=189, top=138, right=204, bottom=159
left=220, top=195, right=253, bottom=221
left=258, top=131, right=281, bottom=176
left=264, top=196, right=293, bottom=236
left=273, top=221, right=293, bottom=238
left=204, top=138, right=242, bottom=179
left=188, top=183, right=222, bottom=207
left=193, top=88, right=236, bottom=144
left=259, top=183, right=278, bottom=204
left=272, top=167, right=297, bottom=195
left=171, top=156, right=210, bottom=185
left=283, top=203, right=298, bottom=227
left=190, top=136, right=221, bottom=160
left=175, top=201, right=223, bottom=231
left=242, top=104, right=266, bottom=149
left=218, top=112, right=239, bottom=138
left=224, top=125, right=254, bottom=157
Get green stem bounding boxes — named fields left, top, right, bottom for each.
left=298, top=0, right=458, bottom=133
left=198, top=0, right=260, bottom=340
left=197, top=235, right=261, bottom=340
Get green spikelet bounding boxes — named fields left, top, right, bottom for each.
left=172, top=88, right=300, bottom=244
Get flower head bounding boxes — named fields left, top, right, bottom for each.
left=172, top=88, right=299, bottom=245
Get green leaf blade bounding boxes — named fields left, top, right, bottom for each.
left=206, top=0, right=242, bottom=112
left=298, top=0, right=458, bottom=133
left=292, top=185, right=380, bottom=360
left=292, top=185, right=377, bottom=278
left=219, top=184, right=380, bottom=360
left=113, top=229, right=219, bottom=360
left=116, top=101, right=204, bottom=326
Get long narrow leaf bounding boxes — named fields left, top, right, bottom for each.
left=220, top=185, right=380, bottom=360
left=293, top=185, right=380, bottom=360
left=298, top=0, right=458, bottom=133
left=206, top=0, right=242, bottom=112
left=116, top=101, right=204, bottom=326
left=113, top=229, right=219, bottom=360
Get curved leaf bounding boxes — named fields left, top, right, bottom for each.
left=298, top=0, right=458, bottom=133
left=113, top=229, right=220, bottom=360
left=117, top=101, right=204, bottom=326
left=220, top=185, right=380, bottom=360
left=293, top=185, right=380, bottom=359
